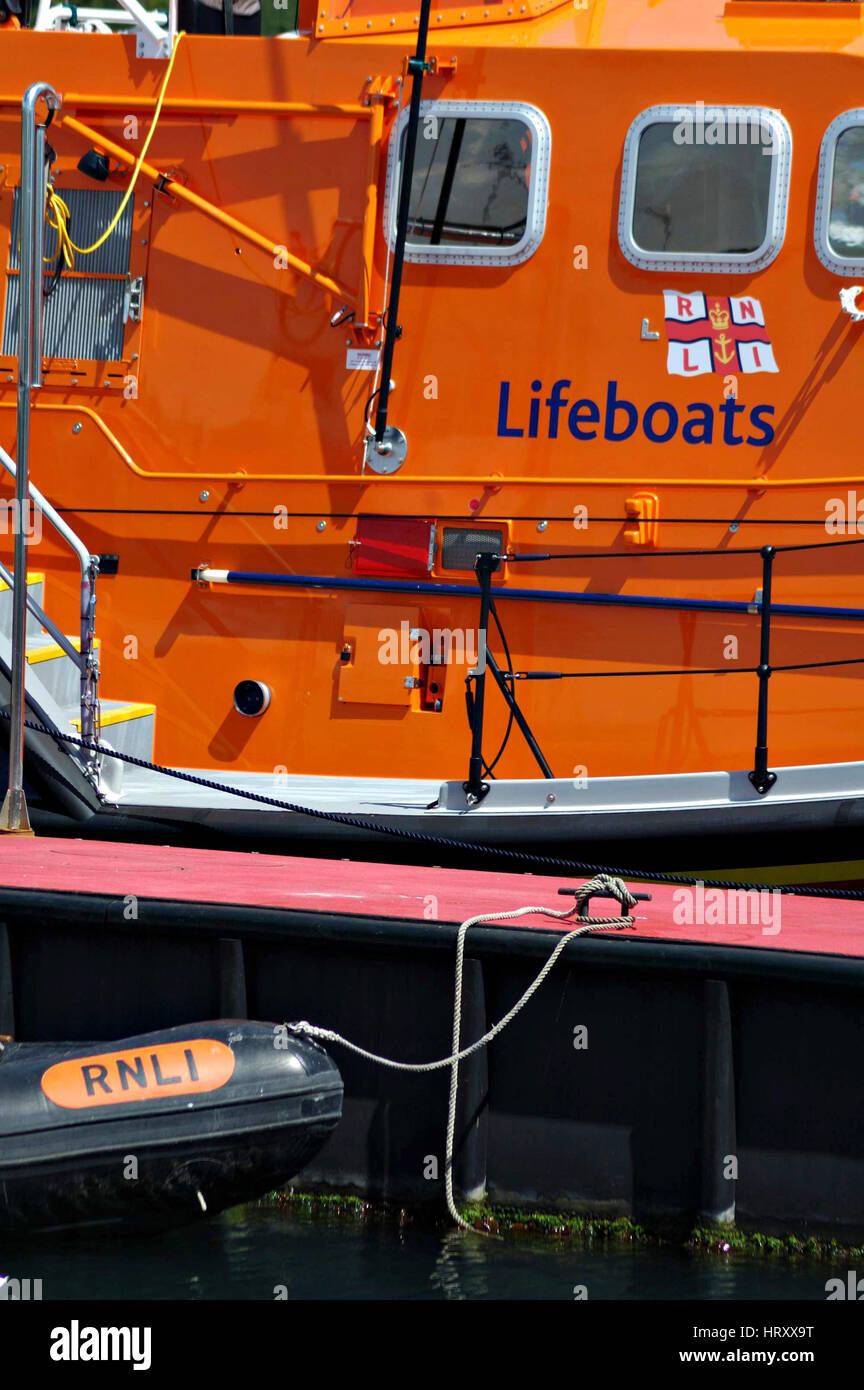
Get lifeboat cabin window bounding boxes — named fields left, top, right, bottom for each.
left=815, top=112, right=864, bottom=275
left=618, top=105, right=791, bottom=273
left=384, top=100, right=551, bottom=267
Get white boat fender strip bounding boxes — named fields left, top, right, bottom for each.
left=288, top=874, right=639, bottom=1232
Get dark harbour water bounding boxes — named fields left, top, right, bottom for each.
left=1, top=1205, right=839, bottom=1301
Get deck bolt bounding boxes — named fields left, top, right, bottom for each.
left=537, top=519, right=548, bottom=532
left=316, top=520, right=327, bottom=532
left=545, top=793, right=556, bottom=804
left=729, top=521, right=739, bottom=533
left=5, top=374, right=11, bottom=383
left=72, top=423, right=82, bottom=434
left=199, top=490, right=210, bottom=502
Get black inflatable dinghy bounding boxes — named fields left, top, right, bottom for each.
left=0, top=1020, right=342, bottom=1232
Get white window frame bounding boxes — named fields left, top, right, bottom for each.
left=382, top=100, right=551, bottom=268
left=617, top=104, right=792, bottom=274
left=815, top=110, right=864, bottom=276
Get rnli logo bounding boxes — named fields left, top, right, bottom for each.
left=663, top=291, right=778, bottom=376
left=40, top=1039, right=235, bottom=1109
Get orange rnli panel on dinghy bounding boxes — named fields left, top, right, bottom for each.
left=40, top=1040, right=236, bottom=1109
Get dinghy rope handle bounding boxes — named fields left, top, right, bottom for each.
left=288, top=874, right=639, bottom=1234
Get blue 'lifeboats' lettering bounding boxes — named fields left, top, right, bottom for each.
left=497, top=380, right=523, bottom=437
left=497, top=379, right=775, bottom=447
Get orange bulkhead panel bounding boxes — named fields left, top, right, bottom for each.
left=301, top=0, right=572, bottom=37
left=339, top=602, right=421, bottom=707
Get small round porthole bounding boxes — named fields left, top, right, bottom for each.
left=233, top=680, right=271, bottom=717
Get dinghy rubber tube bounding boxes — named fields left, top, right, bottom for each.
left=0, top=1019, right=342, bottom=1232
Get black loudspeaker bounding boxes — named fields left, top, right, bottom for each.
left=77, top=150, right=110, bottom=182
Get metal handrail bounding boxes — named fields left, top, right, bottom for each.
left=463, top=542, right=857, bottom=803
left=0, top=85, right=100, bottom=835
left=0, top=447, right=92, bottom=581
left=34, top=0, right=170, bottom=53
left=6, top=403, right=864, bottom=489
left=0, top=85, right=57, bottom=830
left=0, top=559, right=83, bottom=669
left=0, top=444, right=101, bottom=756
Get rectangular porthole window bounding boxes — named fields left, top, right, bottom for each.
left=815, top=112, right=864, bottom=274
left=383, top=101, right=551, bottom=267
left=618, top=105, right=791, bottom=273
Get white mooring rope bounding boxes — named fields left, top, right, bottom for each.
left=288, top=874, right=638, bottom=1231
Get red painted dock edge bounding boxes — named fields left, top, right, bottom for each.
left=0, top=838, right=862, bottom=958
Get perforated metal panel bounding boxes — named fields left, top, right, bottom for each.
left=441, top=526, right=504, bottom=572
left=8, top=187, right=134, bottom=275
left=3, top=274, right=127, bottom=360
left=3, top=187, right=134, bottom=360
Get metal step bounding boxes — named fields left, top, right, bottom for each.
left=0, top=572, right=46, bottom=641
left=0, top=567, right=158, bottom=799
left=68, top=699, right=156, bottom=764
left=25, top=636, right=100, bottom=709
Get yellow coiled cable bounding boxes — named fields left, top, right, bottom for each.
left=44, top=30, right=185, bottom=270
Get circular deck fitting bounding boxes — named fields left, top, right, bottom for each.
left=233, top=681, right=272, bottom=718
left=365, top=425, right=407, bottom=475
